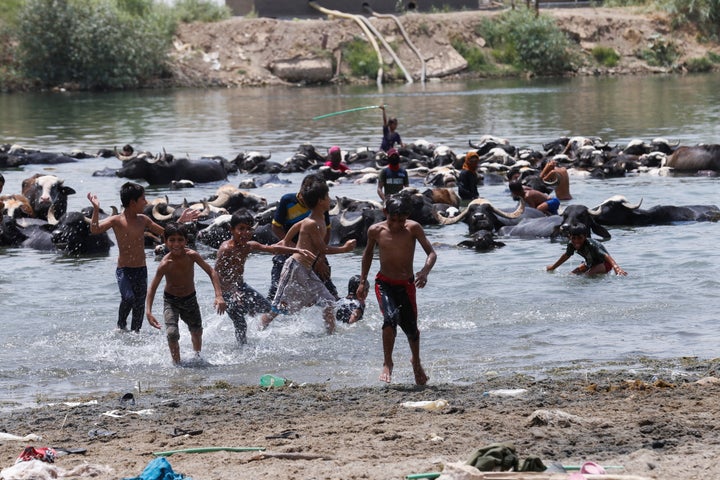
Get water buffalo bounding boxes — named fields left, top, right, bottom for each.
left=21, top=174, right=76, bottom=220
left=206, top=185, right=268, bottom=213
left=0, top=145, right=77, bottom=166
left=116, top=156, right=229, bottom=185
left=664, top=144, right=720, bottom=173
left=395, top=187, right=460, bottom=225
left=457, top=231, right=505, bottom=252
left=590, top=195, right=720, bottom=226
left=434, top=198, right=525, bottom=234
left=550, top=203, right=612, bottom=242
left=0, top=194, right=34, bottom=219
left=329, top=208, right=385, bottom=247
left=0, top=216, right=29, bottom=246
left=50, top=209, right=114, bottom=255
left=498, top=215, right=563, bottom=239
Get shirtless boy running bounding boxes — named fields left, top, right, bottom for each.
left=261, top=178, right=356, bottom=334
left=357, top=194, right=437, bottom=385
left=88, top=182, right=199, bottom=332
left=146, top=223, right=226, bottom=365
left=215, top=209, right=314, bottom=344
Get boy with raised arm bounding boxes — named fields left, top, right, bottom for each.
left=215, top=209, right=315, bottom=344
left=146, top=223, right=226, bottom=365
left=87, top=182, right=199, bottom=332
left=261, top=178, right=356, bottom=334
left=357, top=194, right=437, bottom=385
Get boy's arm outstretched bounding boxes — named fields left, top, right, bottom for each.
left=605, top=253, right=627, bottom=276
left=145, top=267, right=165, bottom=329
left=193, top=251, right=227, bottom=314
left=546, top=253, right=570, bottom=272
left=357, top=229, right=378, bottom=301
left=412, top=223, right=436, bottom=289
left=252, top=241, right=316, bottom=264
left=87, top=193, right=114, bottom=235
left=325, top=239, right=357, bottom=254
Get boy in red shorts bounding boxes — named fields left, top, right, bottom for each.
left=357, top=194, right=437, bottom=385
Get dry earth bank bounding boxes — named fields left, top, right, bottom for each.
left=167, top=7, right=720, bottom=87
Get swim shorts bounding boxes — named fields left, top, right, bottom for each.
left=374, top=272, right=419, bottom=341
left=545, top=197, right=560, bottom=215
left=163, top=291, right=203, bottom=341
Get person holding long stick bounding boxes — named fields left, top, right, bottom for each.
left=380, top=105, right=403, bottom=152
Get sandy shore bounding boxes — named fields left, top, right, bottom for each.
left=2, top=367, right=720, bottom=479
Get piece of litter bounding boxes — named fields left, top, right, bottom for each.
left=0, top=432, right=42, bottom=442
left=400, top=399, right=448, bottom=411
left=483, top=388, right=528, bottom=397
left=102, top=409, right=155, bottom=418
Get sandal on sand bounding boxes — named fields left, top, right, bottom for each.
left=170, top=427, right=203, bottom=437
left=265, top=430, right=299, bottom=439
left=580, top=462, right=606, bottom=474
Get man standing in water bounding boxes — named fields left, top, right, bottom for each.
left=357, top=195, right=437, bottom=385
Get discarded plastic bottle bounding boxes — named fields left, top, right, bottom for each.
left=259, top=374, right=286, bottom=388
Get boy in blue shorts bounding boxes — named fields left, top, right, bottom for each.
left=509, top=180, right=559, bottom=215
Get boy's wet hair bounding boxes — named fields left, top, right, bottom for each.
left=301, top=177, right=329, bottom=209
left=164, top=222, right=189, bottom=240
left=230, top=209, right=254, bottom=228
left=385, top=194, right=412, bottom=216
left=508, top=181, right=524, bottom=194
left=569, top=223, right=589, bottom=236
left=120, top=182, right=145, bottom=207
left=347, top=275, right=363, bottom=294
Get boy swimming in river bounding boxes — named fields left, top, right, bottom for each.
left=146, top=223, right=226, bottom=365
left=546, top=223, right=627, bottom=276
left=357, top=194, right=437, bottom=385
left=215, top=209, right=315, bottom=344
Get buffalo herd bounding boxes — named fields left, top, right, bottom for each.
left=1, top=136, right=719, bottom=256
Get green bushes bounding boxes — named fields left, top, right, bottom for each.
left=342, top=37, right=380, bottom=78
left=479, top=8, right=574, bottom=75
left=172, top=0, right=231, bottom=23
left=591, top=46, right=620, bottom=67
left=451, top=38, right=489, bottom=72
left=17, top=0, right=172, bottom=89
left=662, top=0, right=720, bottom=40
left=13, top=0, right=228, bottom=90
left=636, top=34, right=678, bottom=67
left=685, top=56, right=714, bottom=72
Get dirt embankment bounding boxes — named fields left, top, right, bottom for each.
left=167, top=7, right=720, bottom=88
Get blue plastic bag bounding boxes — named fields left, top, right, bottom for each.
left=123, top=457, right=191, bottom=480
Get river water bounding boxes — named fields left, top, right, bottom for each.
left=1, top=74, right=719, bottom=410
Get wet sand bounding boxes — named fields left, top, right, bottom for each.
left=2, top=368, right=720, bottom=479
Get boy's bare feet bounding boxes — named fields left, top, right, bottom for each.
left=412, top=362, right=428, bottom=386
left=379, top=365, right=392, bottom=383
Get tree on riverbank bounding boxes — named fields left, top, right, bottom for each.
left=0, top=0, right=230, bottom=91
